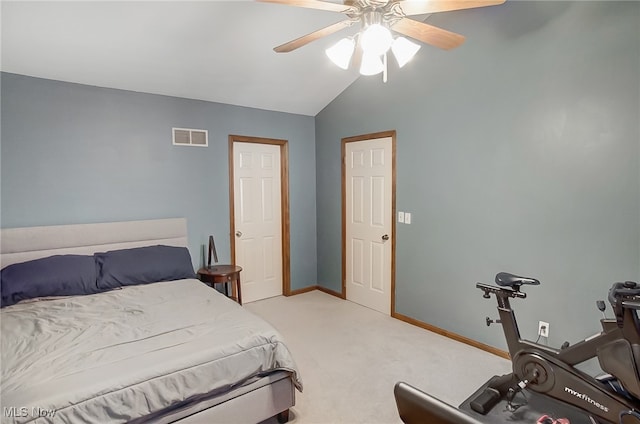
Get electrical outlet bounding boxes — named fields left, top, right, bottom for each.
left=538, top=321, right=549, bottom=338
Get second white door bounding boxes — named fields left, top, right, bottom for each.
left=345, top=135, right=393, bottom=315
left=233, top=142, right=282, bottom=303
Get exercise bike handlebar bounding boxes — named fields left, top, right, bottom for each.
left=609, top=282, right=640, bottom=304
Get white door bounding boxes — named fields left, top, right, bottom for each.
left=233, top=142, right=283, bottom=303
left=345, top=136, right=393, bottom=314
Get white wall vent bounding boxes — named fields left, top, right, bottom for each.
left=172, top=128, right=208, bottom=147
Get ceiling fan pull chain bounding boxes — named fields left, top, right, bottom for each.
left=383, top=53, right=388, bottom=83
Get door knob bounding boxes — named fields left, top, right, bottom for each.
left=382, top=234, right=389, bottom=241
left=236, top=231, right=242, bottom=237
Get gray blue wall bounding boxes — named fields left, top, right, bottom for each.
left=1, top=73, right=318, bottom=291
left=316, top=1, right=640, bottom=350
left=2, top=1, right=638, bottom=353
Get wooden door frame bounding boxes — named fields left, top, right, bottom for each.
left=341, top=130, right=397, bottom=315
left=228, top=134, right=291, bottom=297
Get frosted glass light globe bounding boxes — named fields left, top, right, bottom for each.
left=359, top=52, right=385, bottom=76
left=391, top=37, right=421, bottom=68
left=326, top=38, right=356, bottom=70
left=360, top=24, right=393, bottom=56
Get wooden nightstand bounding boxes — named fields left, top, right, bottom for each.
left=197, top=265, right=243, bottom=305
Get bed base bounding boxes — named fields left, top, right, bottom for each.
left=147, top=371, right=295, bottom=424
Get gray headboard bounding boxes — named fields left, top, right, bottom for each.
left=0, top=218, right=188, bottom=269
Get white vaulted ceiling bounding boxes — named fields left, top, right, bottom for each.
left=2, top=1, right=367, bottom=116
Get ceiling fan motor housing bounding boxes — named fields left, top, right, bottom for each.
left=356, top=0, right=406, bottom=29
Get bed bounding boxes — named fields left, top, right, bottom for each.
left=0, top=218, right=302, bottom=424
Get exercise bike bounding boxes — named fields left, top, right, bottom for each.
left=472, top=272, right=640, bottom=424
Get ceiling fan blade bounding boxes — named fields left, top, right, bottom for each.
left=274, top=19, right=354, bottom=53
left=397, top=0, right=505, bottom=16
left=257, top=0, right=353, bottom=13
left=392, top=18, right=465, bottom=50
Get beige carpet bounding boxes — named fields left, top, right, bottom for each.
left=246, top=290, right=511, bottom=424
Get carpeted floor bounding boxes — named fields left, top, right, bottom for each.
left=246, top=290, right=511, bottom=424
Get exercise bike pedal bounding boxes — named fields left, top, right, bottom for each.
left=470, top=387, right=501, bottom=414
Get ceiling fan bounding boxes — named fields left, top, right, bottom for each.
left=259, top=0, right=506, bottom=78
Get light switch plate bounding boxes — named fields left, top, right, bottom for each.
left=398, top=212, right=405, bottom=223
left=405, top=213, right=411, bottom=224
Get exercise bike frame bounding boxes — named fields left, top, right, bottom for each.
left=477, top=282, right=640, bottom=424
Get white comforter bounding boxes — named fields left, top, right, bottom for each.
left=1, top=279, right=302, bottom=423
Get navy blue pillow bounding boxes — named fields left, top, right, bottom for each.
left=1, top=255, right=99, bottom=307
left=95, top=245, right=196, bottom=290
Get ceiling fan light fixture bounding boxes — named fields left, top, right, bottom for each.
left=264, top=0, right=506, bottom=81
left=391, top=36, right=421, bottom=68
left=325, top=38, right=355, bottom=70
left=360, top=23, right=393, bottom=56
left=359, top=52, right=385, bottom=76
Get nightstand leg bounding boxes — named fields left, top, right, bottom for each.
left=236, top=275, right=242, bottom=305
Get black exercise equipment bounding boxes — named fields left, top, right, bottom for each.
left=473, top=272, right=640, bottom=423
left=394, top=382, right=484, bottom=424
left=394, top=273, right=640, bottom=424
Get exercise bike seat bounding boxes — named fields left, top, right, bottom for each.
left=495, top=272, right=540, bottom=289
